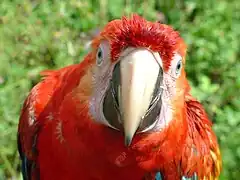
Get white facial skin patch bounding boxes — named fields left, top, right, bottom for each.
left=90, top=42, right=183, bottom=134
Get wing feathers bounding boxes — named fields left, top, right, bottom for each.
left=182, top=94, right=222, bottom=179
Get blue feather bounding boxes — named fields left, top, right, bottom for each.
left=155, top=172, right=162, bottom=180
left=182, top=173, right=198, bottom=180
left=155, top=172, right=198, bottom=180
left=18, top=134, right=31, bottom=180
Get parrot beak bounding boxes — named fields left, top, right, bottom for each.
left=115, top=49, right=161, bottom=146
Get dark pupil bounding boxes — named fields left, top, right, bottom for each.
left=177, top=62, right=181, bottom=70
left=98, top=49, right=102, bottom=59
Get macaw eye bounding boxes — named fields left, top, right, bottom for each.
left=175, top=60, right=182, bottom=77
left=96, top=41, right=110, bottom=66
left=96, top=47, right=104, bottom=66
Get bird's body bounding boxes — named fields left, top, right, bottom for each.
left=18, top=15, right=221, bottom=180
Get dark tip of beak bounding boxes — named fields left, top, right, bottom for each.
left=124, top=135, right=133, bottom=147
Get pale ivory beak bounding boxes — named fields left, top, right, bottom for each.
left=119, top=49, right=160, bottom=146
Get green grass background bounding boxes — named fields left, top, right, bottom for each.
left=0, top=0, right=239, bottom=179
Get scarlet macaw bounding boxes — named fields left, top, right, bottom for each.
left=18, top=15, right=222, bottom=180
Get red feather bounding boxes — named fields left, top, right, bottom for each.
left=18, top=15, right=221, bottom=180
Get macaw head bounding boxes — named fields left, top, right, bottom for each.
left=88, top=14, right=188, bottom=146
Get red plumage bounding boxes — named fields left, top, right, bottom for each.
left=93, top=15, right=185, bottom=71
left=18, top=15, right=221, bottom=180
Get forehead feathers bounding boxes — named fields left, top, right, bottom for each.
left=93, top=14, right=186, bottom=70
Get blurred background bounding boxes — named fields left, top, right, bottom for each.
left=0, top=0, right=239, bottom=179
